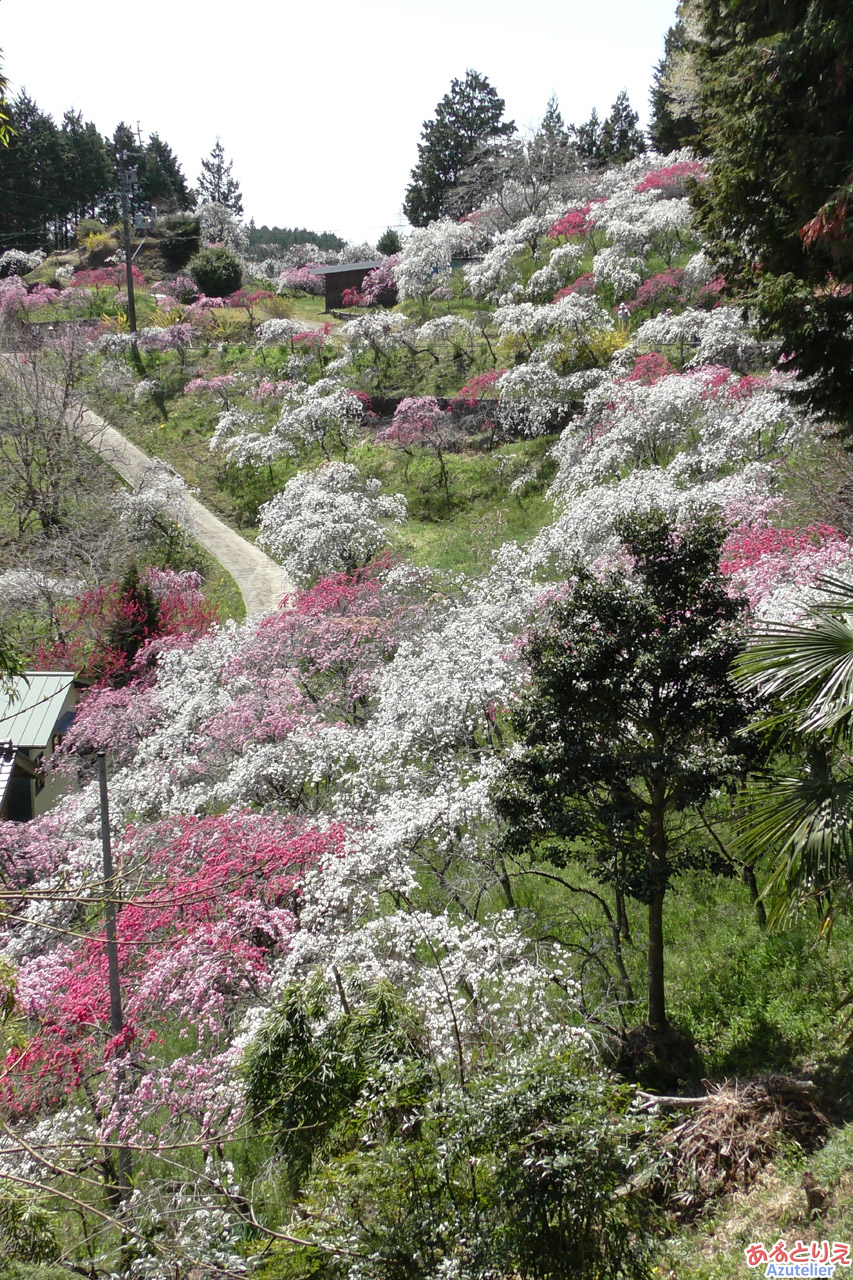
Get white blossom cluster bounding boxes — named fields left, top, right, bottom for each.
left=257, top=461, right=407, bottom=584
left=394, top=219, right=479, bottom=301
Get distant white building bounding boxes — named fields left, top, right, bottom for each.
left=0, top=673, right=82, bottom=822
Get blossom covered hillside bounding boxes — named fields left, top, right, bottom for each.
left=1, top=145, right=853, bottom=1278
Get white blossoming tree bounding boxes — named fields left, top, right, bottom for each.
left=257, top=462, right=407, bottom=584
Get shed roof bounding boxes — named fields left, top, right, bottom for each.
left=308, top=260, right=384, bottom=276
left=0, top=673, right=76, bottom=749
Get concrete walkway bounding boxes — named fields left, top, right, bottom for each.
left=81, top=406, right=289, bottom=616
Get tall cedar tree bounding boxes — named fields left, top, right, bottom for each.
left=197, top=138, right=243, bottom=215
left=649, top=9, right=701, bottom=151
left=692, top=1, right=853, bottom=436
left=403, top=70, right=515, bottom=226
left=572, top=92, right=646, bottom=168
left=493, top=514, right=755, bottom=1030
left=140, top=134, right=193, bottom=212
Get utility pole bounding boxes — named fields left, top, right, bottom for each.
left=97, top=751, right=132, bottom=1197
left=115, top=148, right=138, bottom=336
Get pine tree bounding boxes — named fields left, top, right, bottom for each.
left=141, top=134, right=193, bottom=212
left=376, top=227, right=402, bottom=255
left=197, top=138, right=243, bottom=215
left=60, top=112, right=113, bottom=230
left=571, top=107, right=605, bottom=167
left=403, top=70, right=515, bottom=226
left=600, top=90, right=647, bottom=164
left=0, top=93, right=64, bottom=247
left=531, top=94, right=573, bottom=182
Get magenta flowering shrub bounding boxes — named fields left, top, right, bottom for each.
left=183, top=374, right=236, bottom=407
left=634, top=159, right=706, bottom=196
left=1, top=811, right=338, bottom=1115
left=548, top=199, right=605, bottom=242
left=629, top=268, right=687, bottom=315
left=360, top=256, right=399, bottom=307
left=719, top=520, right=853, bottom=610
left=552, top=271, right=596, bottom=302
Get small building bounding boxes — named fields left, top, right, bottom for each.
left=308, top=260, right=384, bottom=312
left=0, top=672, right=81, bottom=822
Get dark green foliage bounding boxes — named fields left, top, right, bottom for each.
left=196, top=138, right=243, bottom=215
left=649, top=10, right=700, bottom=151
left=245, top=980, right=431, bottom=1191
left=600, top=90, right=648, bottom=164
left=189, top=245, right=242, bottom=297
left=403, top=70, right=515, bottom=226
left=692, top=0, right=853, bottom=434
left=247, top=985, right=658, bottom=1280
left=160, top=214, right=201, bottom=269
left=140, top=133, right=193, bottom=213
left=376, top=227, right=402, bottom=256
left=245, top=224, right=345, bottom=256
left=107, top=565, right=160, bottom=685
left=493, top=513, right=756, bottom=1028
left=572, top=92, right=647, bottom=167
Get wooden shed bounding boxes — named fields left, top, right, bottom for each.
left=308, top=260, right=384, bottom=312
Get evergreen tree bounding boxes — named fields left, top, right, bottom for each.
left=60, top=111, right=114, bottom=233
left=600, top=90, right=647, bottom=163
left=0, top=49, right=11, bottom=147
left=140, top=134, right=193, bottom=212
left=403, top=70, right=515, bottom=226
left=197, top=138, right=243, bottom=215
left=376, top=227, right=402, bottom=255
left=692, top=0, right=853, bottom=436
left=493, top=513, right=756, bottom=1031
left=571, top=107, right=605, bottom=167
left=649, top=4, right=701, bottom=151
left=531, top=93, right=574, bottom=182
left=0, top=92, right=64, bottom=247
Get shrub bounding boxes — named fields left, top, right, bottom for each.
left=160, top=215, right=201, bottom=270
left=75, top=218, right=105, bottom=246
left=83, top=232, right=116, bottom=265
left=188, top=245, right=242, bottom=298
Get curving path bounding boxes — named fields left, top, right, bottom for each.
left=80, top=406, right=290, bottom=616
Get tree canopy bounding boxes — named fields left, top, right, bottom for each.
left=197, top=137, right=243, bottom=215
left=403, top=69, right=515, bottom=226
left=692, top=0, right=853, bottom=435
left=494, top=513, right=755, bottom=1030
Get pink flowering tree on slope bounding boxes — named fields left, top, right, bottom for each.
left=377, top=396, right=461, bottom=500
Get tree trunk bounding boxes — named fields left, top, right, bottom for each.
left=647, top=888, right=668, bottom=1030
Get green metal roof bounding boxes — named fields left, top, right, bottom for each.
left=0, top=673, right=76, bottom=749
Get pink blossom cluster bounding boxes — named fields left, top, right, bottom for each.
left=628, top=268, right=686, bottom=315
left=279, top=265, right=324, bottom=295
left=720, top=521, right=852, bottom=607
left=696, top=275, right=727, bottom=307
left=2, top=812, right=339, bottom=1114
left=622, top=352, right=678, bottom=385
left=378, top=396, right=446, bottom=446
left=552, top=271, right=596, bottom=302
left=449, top=368, right=505, bottom=411
left=360, top=257, right=399, bottom=307
left=634, top=160, right=706, bottom=195
left=250, top=379, right=292, bottom=402
left=547, top=199, right=606, bottom=241
left=74, top=264, right=147, bottom=291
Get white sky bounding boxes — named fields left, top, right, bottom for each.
left=2, top=0, right=678, bottom=246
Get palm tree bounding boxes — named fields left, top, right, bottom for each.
left=732, top=577, right=853, bottom=931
